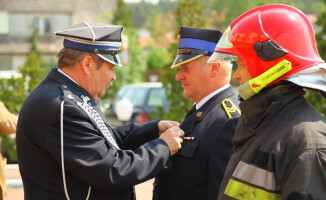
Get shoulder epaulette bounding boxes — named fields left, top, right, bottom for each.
left=222, top=98, right=241, bottom=119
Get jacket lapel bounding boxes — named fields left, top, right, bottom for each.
left=180, top=86, right=235, bottom=135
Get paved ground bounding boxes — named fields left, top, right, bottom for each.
left=4, top=164, right=154, bottom=200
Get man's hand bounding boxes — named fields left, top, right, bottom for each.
left=158, top=120, right=180, bottom=136
left=159, top=126, right=184, bottom=156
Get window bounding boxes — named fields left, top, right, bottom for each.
left=0, top=55, right=12, bottom=70
left=148, top=88, right=166, bottom=107
left=0, top=11, right=9, bottom=35
left=34, top=17, right=51, bottom=35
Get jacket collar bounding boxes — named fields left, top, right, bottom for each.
left=233, top=82, right=305, bottom=146
left=180, top=86, right=235, bottom=135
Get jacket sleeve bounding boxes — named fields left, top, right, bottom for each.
left=44, top=99, right=171, bottom=191
left=208, top=117, right=238, bottom=200
left=280, top=149, right=326, bottom=200
left=114, top=120, right=160, bottom=150
left=279, top=121, right=326, bottom=200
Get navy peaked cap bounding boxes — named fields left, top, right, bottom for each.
left=55, top=22, right=123, bottom=66
left=171, top=26, right=223, bottom=68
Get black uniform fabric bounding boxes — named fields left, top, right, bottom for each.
left=217, top=82, right=326, bottom=200
left=178, top=26, right=223, bottom=43
left=153, top=86, right=240, bottom=200
left=16, top=68, right=171, bottom=200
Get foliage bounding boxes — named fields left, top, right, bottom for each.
left=147, top=43, right=168, bottom=70
left=316, top=0, right=326, bottom=60
left=0, top=29, right=46, bottom=163
left=209, top=0, right=325, bottom=28
left=122, top=28, right=146, bottom=84
left=175, top=0, right=207, bottom=28
left=113, top=0, right=133, bottom=27
left=305, top=90, right=326, bottom=117
left=146, top=11, right=176, bottom=46
left=127, top=0, right=177, bottom=28
left=310, top=0, right=326, bottom=116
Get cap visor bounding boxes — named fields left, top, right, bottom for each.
left=97, top=54, right=122, bottom=67
left=171, top=54, right=203, bottom=69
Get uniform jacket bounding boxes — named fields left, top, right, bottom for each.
left=218, top=82, right=326, bottom=200
left=153, top=86, right=240, bottom=200
left=16, top=68, right=171, bottom=200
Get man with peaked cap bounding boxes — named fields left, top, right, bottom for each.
left=16, top=22, right=184, bottom=200
left=208, top=4, right=326, bottom=200
left=153, top=26, right=240, bottom=200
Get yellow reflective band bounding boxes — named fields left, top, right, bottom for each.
left=238, top=59, right=292, bottom=100
left=249, top=60, right=292, bottom=93
left=225, top=179, right=282, bottom=200
left=222, top=98, right=241, bottom=118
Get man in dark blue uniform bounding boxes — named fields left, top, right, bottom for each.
left=153, top=26, right=240, bottom=200
left=16, top=22, right=184, bottom=200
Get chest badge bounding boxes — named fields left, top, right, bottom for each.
left=196, top=112, right=202, bottom=117
left=81, top=95, right=91, bottom=105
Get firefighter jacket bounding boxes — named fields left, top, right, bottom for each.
left=218, top=82, right=326, bottom=200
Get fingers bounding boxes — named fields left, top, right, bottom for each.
left=177, top=130, right=184, bottom=138
left=159, top=126, right=184, bottom=156
left=170, top=121, right=180, bottom=126
left=158, top=120, right=180, bottom=135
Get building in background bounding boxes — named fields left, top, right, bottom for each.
left=0, top=0, right=116, bottom=78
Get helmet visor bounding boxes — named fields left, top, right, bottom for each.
left=207, top=52, right=237, bottom=64
left=207, top=26, right=236, bottom=64
left=216, top=26, right=233, bottom=49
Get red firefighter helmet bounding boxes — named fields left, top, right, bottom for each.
left=208, top=4, right=325, bottom=84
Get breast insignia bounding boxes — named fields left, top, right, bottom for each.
left=222, top=98, right=241, bottom=118
left=196, top=112, right=203, bottom=118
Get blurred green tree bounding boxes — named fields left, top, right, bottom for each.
left=147, top=43, right=168, bottom=70
left=0, top=29, right=46, bottom=163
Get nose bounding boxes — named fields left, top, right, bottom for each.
left=233, top=68, right=240, bottom=80
left=175, top=70, right=185, bottom=81
left=112, top=69, right=116, bottom=81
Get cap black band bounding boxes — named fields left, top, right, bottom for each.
left=93, top=49, right=121, bottom=55
left=177, top=48, right=212, bottom=56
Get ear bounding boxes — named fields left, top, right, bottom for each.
left=210, top=63, right=220, bottom=77
left=80, top=55, right=94, bottom=75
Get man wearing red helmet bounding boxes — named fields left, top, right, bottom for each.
left=208, top=4, right=326, bottom=200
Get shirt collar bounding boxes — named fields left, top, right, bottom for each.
left=57, top=68, right=79, bottom=86
left=196, top=84, right=230, bottom=110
